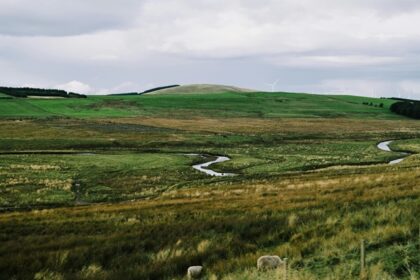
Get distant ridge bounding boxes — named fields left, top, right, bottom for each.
left=108, top=92, right=139, bottom=96
left=142, top=85, right=180, bottom=94
left=0, top=86, right=86, bottom=98
left=143, top=84, right=255, bottom=95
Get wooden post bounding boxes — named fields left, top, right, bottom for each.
left=283, top=258, right=288, bottom=280
left=360, top=239, right=366, bottom=279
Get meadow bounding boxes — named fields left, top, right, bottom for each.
left=0, top=92, right=399, bottom=119
left=0, top=91, right=419, bottom=279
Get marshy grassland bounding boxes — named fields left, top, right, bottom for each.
left=0, top=92, right=419, bottom=279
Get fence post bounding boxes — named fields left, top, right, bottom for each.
left=360, top=239, right=366, bottom=279
left=283, top=258, right=288, bottom=280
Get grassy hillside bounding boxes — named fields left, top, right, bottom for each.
left=0, top=91, right=401, bottom=119
left=0, top=90, right=418, bottom=279
left=143, top=84, right=253, bottom=95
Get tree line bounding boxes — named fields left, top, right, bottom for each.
left=390, top=101, right=420, bottom=119
left=362, top=101, right=384, bottom=108
left=142, top=84, right=180, bottom=94
left=0, top=86, right=87, bottom=98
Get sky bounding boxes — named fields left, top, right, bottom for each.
left=1, top=0, right=420, bottom=97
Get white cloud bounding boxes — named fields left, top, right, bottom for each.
left=5, top=0, right=420, bottom=62
left=314, top=79, right=420, bottom=98
left=129, top=0, right=420, bottom=59
left=267, top=55, right=402, bottom=68
left=399, top=80, right=420, bottom=96
left=90, top=54, right=120, bottom=62
left=0, top=0, right=140, bottom=36
left=96, top=81, right=140, bottom=94
left=56, top=80, right=92, bottom=94
left=317, top=79, right=393, bottom=97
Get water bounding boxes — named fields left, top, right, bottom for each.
left=186, top=154, right=236, bottom=176
left=377, top=140, right=392, bottom=152
left=376, top=140, right=407, bottom=164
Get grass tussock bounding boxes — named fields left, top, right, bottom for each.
left=0, top=166, right=418, bottom=279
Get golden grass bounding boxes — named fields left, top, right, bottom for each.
left=106, top=117, right=420, bottom=134
left=0, top=115, right=419, bottom=279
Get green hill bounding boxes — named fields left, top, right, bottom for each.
left=143, top=84, right=254, bottom=95
left=0, top=87, right=418, bottom=280
left=0, top=91, right=399, bottom=119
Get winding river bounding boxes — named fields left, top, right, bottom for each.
left=191, top=140, right=409, bottom=177
left=377, top=140, right=408, bottom=164
left=185, top=154, right=235, bottom=177
left=2, top=141, right=408, bottom=179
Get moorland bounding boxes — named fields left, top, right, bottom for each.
left=0, top=88, right=419, bottom=279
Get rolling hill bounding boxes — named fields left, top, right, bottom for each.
left=0, top=90, right=400, bottom=119
left=143, top=84, right=254, bottom=95
left=0, top=85, right=419, bottom=280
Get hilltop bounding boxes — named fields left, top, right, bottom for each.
left=143, top=84, right=254, bottom=95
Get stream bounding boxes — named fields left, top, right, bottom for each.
left=185, top=154, right=236, bottom=177
left=190, top=140, right=409, bottom=177
left=376, top=140, right=409, bottom=164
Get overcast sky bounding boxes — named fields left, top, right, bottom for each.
left=1, top=0, right=420, bottom=97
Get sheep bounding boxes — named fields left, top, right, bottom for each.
left=257, top=255, right=284, bottom=270
left=187, top=266, right=203, bottom=279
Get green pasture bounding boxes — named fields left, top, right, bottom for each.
left=0, top=92, right=400, bottom=119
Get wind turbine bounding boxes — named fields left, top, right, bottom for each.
left=266, top=79, right=280, bottom=92
left=372, top=89, right=377, bottom=98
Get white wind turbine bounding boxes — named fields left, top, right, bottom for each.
left=266, top=79, right=280, bottom=92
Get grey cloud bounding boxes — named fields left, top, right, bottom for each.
left=1, top=0, right=420, bottom=98
left=0, top=0, right=141, bottom=36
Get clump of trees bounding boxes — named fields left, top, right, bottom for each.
left=390, top=101, right=420, bottom=119
left=0, top=86, right=87, bottom=98
left=362, top=102, right=384, bottom=108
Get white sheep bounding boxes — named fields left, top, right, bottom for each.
left=257, top=255, right=284, bottom=270
left=187, top=266, right=203, bottom=279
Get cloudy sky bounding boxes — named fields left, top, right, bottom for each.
left=1, top=0, right=420, bottom=97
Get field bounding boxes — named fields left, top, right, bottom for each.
left=0, top=92, right=399, bottom=119
left=0, top=91, right=419, bottom=279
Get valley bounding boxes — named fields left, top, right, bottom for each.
left=0, top=90, right=419, bottom=279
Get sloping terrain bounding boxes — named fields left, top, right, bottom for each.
left=0, top=88, right=418, bottom=279
left=143, top=84, right=254, bottom=95
left=0, top=91, right=401, bottom=119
